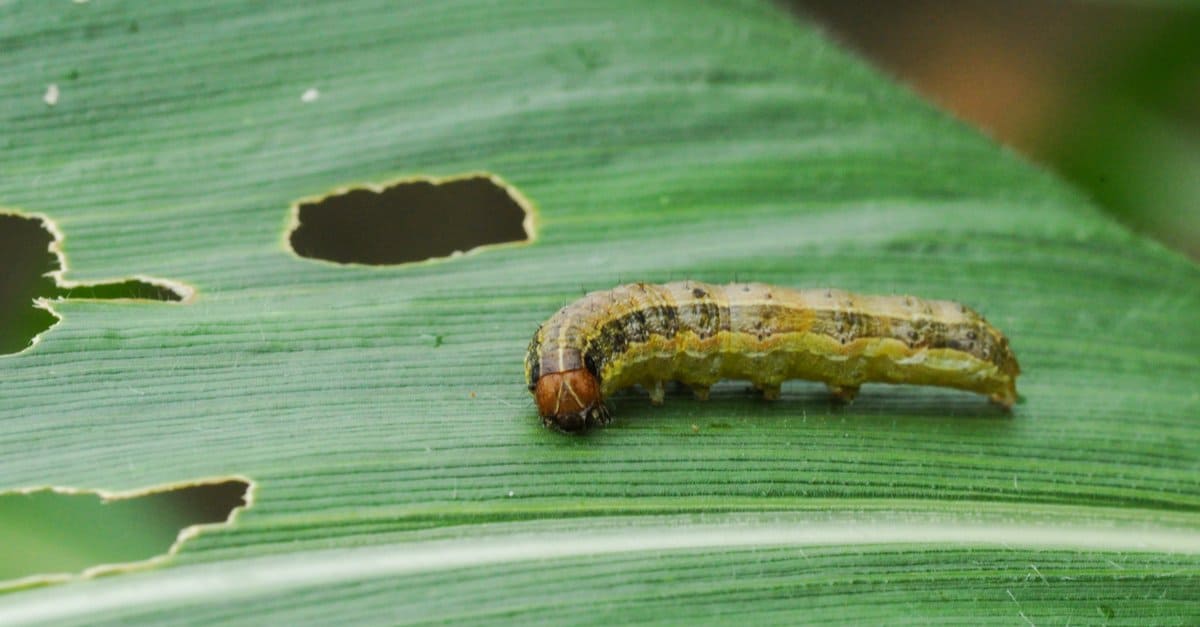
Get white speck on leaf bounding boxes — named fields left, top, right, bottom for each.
left=43, top=84, right=59, bottom=106
left=301, top=87, right=320, bottom=103
left=507, top=490, right=514, bottom=497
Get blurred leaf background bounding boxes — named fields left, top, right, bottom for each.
left=792, top=0, right=1200, bottom=259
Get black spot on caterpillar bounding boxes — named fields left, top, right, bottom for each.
left=526, top=282, right=1020, bottom=432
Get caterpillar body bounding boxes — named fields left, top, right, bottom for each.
left=525, top=282, right=1020, bottom=432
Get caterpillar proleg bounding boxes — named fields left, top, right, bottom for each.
left=525, top=282, right=1020, bottom=431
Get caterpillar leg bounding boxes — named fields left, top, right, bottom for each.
left=591, top=402, right=612, bottom=426
left=689, top=385, right=711, bottom=401
left=827, top=384, right=859, bottom=403
left=647, top=380, right=666, bottom=405
left=989, top=391, right=1016, bottom=409
left=757, top=383, right=781, bottom=401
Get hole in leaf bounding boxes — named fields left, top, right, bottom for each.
left=0, top=479, right=250, bottom=588
left=288, top=174, right=534, bottom=265
left=0, top=215, right=59, bottom=356
left=0, top=212, right=191, bottom=355
left=56, top=280, right=185, bottom=301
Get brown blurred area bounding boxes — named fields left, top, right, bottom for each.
left=786, top=0, right=1200, bottom=260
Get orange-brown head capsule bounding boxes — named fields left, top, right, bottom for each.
left=533, top=368, right=607, bottom=431
left=526, top=333, right=609, bottom=431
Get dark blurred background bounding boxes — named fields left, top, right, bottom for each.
left=787, top=0, right=1200, bottom=260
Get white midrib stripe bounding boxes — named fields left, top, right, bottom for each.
left=3, top=522, right=1199, bottom=625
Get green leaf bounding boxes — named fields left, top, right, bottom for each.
left=2, top=0, right=1198, bottom=624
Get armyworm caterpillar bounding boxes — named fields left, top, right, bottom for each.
left=526, top=282, right=1019, bottom=431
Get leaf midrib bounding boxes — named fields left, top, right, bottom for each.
left=3, top=512, right=1198, bottom=625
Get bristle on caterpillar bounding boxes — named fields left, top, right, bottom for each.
left=525, top=282, right=1020, bottom=432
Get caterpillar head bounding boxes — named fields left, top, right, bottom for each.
left=532, top=368, right=608, bottom=432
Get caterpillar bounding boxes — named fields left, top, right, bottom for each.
left=525, top=282, right=1019, bottom=431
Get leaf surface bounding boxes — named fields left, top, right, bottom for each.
left=1, top=1, right=1198, bottom=624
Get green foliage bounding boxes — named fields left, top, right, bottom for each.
left=0, top=1, right=1197, bottom=623
left=1045, top=8, right=1200, bottom=258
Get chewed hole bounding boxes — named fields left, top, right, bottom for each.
left=57, top=280, right=185, bottom=301
left=0, top=212, right=190, bottom=355
left=0, top=479, right=250, bottom=588
left=0, top=215, right=59, bottom=355
left=288, top=173, right=534, bottom=265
